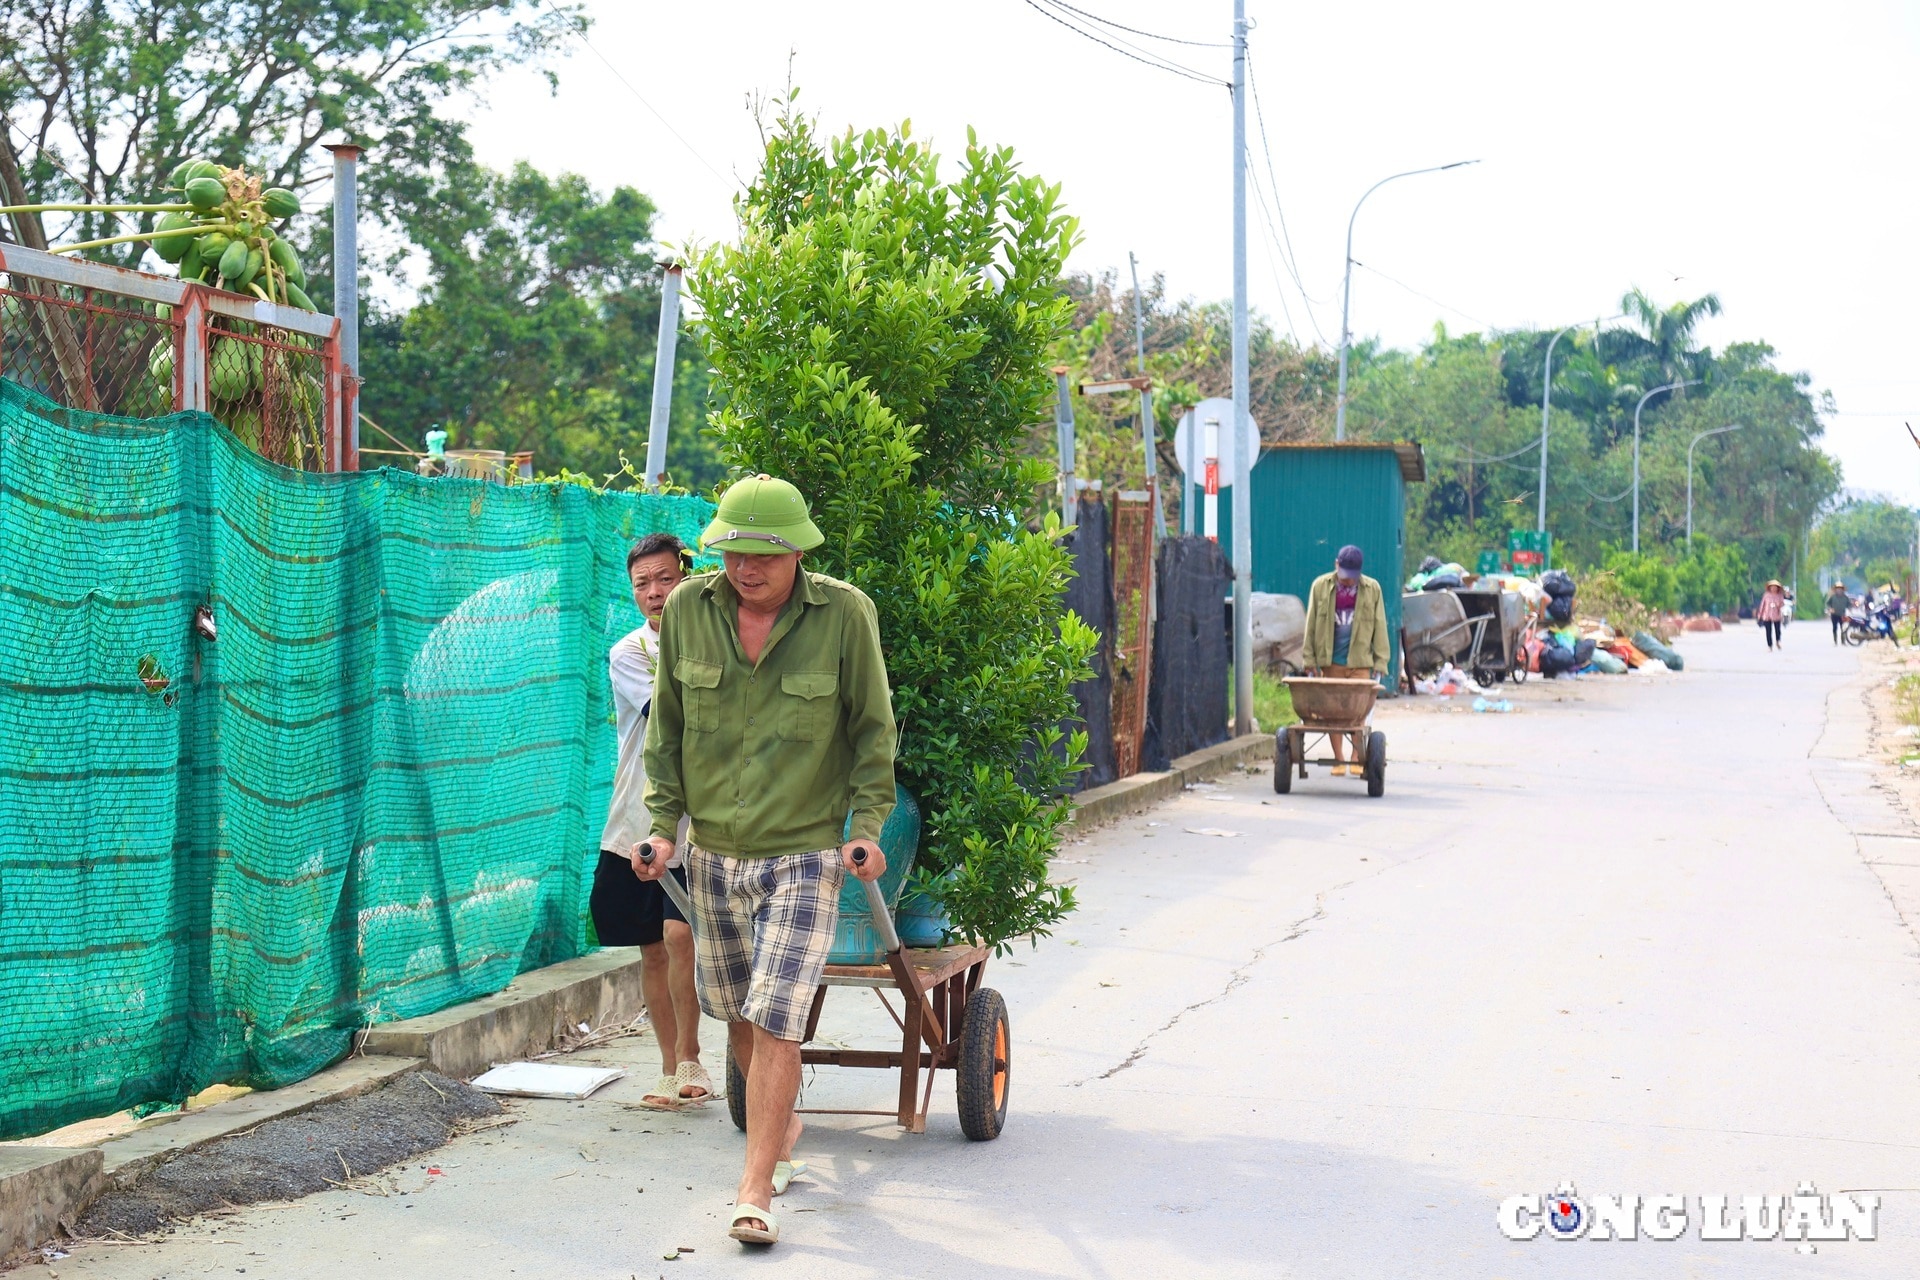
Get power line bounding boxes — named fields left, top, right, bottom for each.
left=1242, top=51, right=1330, bottom=344
left=1351, top=260, right=1488, bottom=329
left=1240, top=160, right=1302, bottom=345
left=1040, top=0, right=1233, bottom=47
left=542, top=2, right=735, bottom=189
left=1023, top=0, right=1230, bottom=86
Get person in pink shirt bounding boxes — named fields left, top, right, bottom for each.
left=1755, top=579, right=1788, bottom=651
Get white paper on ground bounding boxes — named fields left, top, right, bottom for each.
left=470, top=1061, right=626, bottom=1099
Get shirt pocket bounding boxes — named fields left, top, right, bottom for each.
left=675, top=656, right=723, bottom=734
left=778, top=671, right=838, bottom=742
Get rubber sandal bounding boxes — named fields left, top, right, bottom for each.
left=1330, top=764, right=1348, bottom=777
left=677, top=1059, right=715, bottom=1103
left=637, top=1073, right=684, bottom=1111
left=772, top=1160, right=807, bottom=1196
left=729, top=1203, right=778, bottom=1245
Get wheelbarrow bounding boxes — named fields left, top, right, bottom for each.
left=648, top=845, right=1010, bottom=1140
left=1273, top=676, right=1386, bottom=797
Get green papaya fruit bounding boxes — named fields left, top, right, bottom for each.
left=207, top=337, right=265, bottom=401
left=196, top=230, right=231, bottom=258
left=178, top=241, right=202, bottom=280
left=260, top=188, right=300, bottom=219
left=284, top=281, right=316, bottom=312
left=244, top=248, right=264, bottom=287
left=168, top=157, right=215, bottom=188
left=149, top=340, right=175, bottom=386
left=226, top=405, right=263, bottom=450
left=217, top=240, right=250, bottom=284
left=152, top=211, right=194, bottom=263
left=185, top=177, right=226, bottom=212
left=268, top=238, right=305, bottom=287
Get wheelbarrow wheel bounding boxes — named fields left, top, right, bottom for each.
left=1405, top=644, right=1446, bottom=680
left=1364, top=730, right=1387, bottom=798
left=725, top=1043, right=748, bottom=1133
left=1272, top=728, right=1293, bottom=794
left=956, top=988, right=1010, bottom=1141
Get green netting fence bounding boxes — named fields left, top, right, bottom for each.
left=0, top=379, right=714, bottom=1140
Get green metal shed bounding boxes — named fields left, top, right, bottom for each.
left=1217, top=442, right=1426, bottom=685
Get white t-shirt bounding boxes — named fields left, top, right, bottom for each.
left=600, top=622, right=683, bottom=862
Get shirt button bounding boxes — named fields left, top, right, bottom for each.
left=748, top=716, right=755, bottom=725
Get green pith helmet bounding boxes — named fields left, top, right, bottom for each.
left=699, top=473, right=825, bottom=555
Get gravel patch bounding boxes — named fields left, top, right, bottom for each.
left=76, top=1071, right=501, bottom=1238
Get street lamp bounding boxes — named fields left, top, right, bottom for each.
left=1537, top=312, right=1628, bottom=536
left=1687, top=423, right=1744, bottom=548
left=1631, top=379, right=1702, bottom=553
left=1333, top=160, right=1479, bottom=442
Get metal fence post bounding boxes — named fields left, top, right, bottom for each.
left=325, top=143, right=363, bottom=469
left=643, top=262, right=682, bottom=489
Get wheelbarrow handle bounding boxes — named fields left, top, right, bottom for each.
left=851, top=845, right=903, bottom=955
left=638, top=844, right=696, bottom=921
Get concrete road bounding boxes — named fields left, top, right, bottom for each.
left=54, top=627, right=1920, bottom=1278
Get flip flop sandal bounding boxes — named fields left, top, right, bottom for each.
left=676, top=1059, right=715, bottom=1104
left=637, top=1073, right=685, bottom=1111
left=771, top=1160, right=807, bottom=1196
left=729, top=1203, right=778, bottom=1245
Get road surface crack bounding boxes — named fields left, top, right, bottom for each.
left=1079, top=889, right=1336, bottom=1085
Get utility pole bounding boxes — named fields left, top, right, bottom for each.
left=1128, top=252, right=1164, bottom=536
left=1053, top=367, right=1077, bottom=529
left=1630, top=379, right=1701, bottom=553
left=1537, top=311, right=1627, bottom=547
left=1333, top=160, right=1479, bottom=442
left=1230, top=0, right=1253, bottom=736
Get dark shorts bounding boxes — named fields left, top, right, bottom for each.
left=590, top=849, right=688, bottom=946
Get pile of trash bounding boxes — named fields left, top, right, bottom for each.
left=1519, top=569, right=1685, bottom=678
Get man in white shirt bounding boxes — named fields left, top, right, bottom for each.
left=593, top=532, right=711, bottom=1108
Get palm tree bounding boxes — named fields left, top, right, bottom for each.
left=1615, top=288, right=1723, bottom=385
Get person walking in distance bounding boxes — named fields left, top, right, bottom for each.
left=1825, top=580, right=1851, bottom=645
left=591, top=533, right=710, bottom=1109
left=1303, top=544, right=1390, bottom=776
left=1756, top=579, right=1788, bottom=652
left=637, top=475, right=897, bottom=1249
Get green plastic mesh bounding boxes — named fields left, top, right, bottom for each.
left=0, top=379, right=714, bottom=1139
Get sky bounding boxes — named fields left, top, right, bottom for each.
left=462, top=0, right=1920, bottom=505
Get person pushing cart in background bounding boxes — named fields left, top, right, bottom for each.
left=1303, top=544, right=1390, bottom=777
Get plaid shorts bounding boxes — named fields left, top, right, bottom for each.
left=685, top=845, right=844, bottom=1041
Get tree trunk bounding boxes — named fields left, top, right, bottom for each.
left=0, top=131, right=100, bottom=410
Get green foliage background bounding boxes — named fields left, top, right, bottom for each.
left=688, top=101, right=1095, bottom=952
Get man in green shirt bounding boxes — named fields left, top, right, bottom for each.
left=638, top=474, right=896, bottom=1248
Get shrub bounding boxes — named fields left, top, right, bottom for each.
left=688, top=100, right=1095, bottom=951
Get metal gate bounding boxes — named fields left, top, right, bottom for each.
left=0, top=241, right=352, bottom=471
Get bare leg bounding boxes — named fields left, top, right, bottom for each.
left=663, top=920, right=704, bottom=1089
left=728, top=1020, right=803, bottom=1231
left=639, top=941, right=678, bottom=1083
left=1330, top=732, right=1348, bottom=765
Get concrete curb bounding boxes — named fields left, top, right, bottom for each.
left=1071, top=732, right=1275, bottom=829
left=357, top=947, right=649, bottom=1078
left=0, top=948, right=650, bottom=1262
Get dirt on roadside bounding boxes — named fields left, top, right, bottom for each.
left=74, top=1071, right=503, bottom=1240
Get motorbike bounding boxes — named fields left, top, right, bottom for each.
left=1841, top=602, right=1903, bottom=646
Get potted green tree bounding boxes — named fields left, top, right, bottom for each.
left=689, top=98, right=1095, bottom=953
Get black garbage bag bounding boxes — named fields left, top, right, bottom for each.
left=1540, top=568, right=1576, bottom=599
left=1538, top=643, right=1579, bottom=677
left=1572, top=638, right=1597, bottom=666
left=1422, top=572, right=1464, bottom=591
left=1418, top=554, right=1443, bottom=573
left=1545, top=596, right=1575, bottom=624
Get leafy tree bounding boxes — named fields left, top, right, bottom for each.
left=0, top=0, right=577, bottom=266
left=1813, top=498, right=1917, bottom=590
left=358, top=161, right=721, bottom=485
left=689, top=100, right=1094, bottom=952
left=1611, top=287, right=1723, bottom=386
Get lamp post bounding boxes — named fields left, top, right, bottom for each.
left=1631, top=379, right=1701, bottom=553
left=1687, top=423, right=1744, bottom=548
left=1536, top=311, right=1628, bottom=541
left=1333, top=159, right=1479, bottom=442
